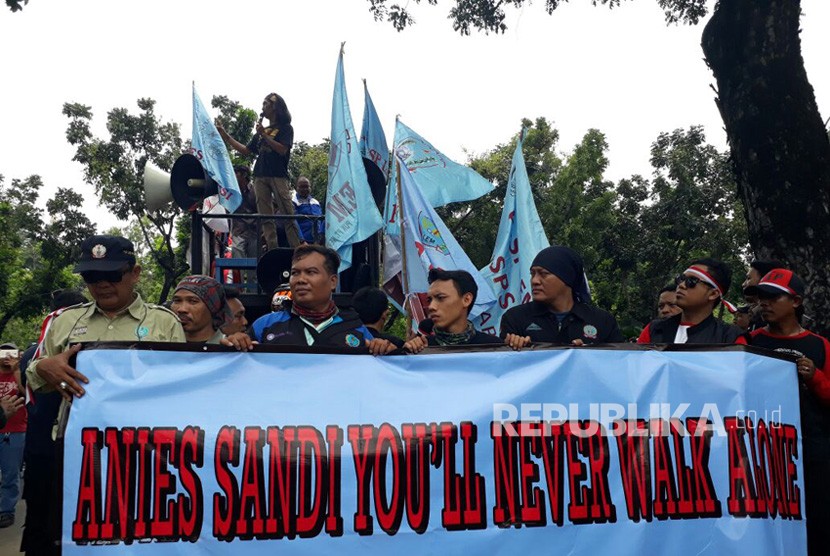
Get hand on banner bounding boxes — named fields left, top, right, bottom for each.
left=403, top=335, right=428, bottom=354
left=571, top=339, right=585, bottom=346
left=35, top=343, right=88, bottom=400
left=0, top=395, right=23, bottom=419
left=221, top=333, right=257, bottom=352
left=797, top=356, right=816, bottom=380
left=504, top=333, right=532, bottom=351
left=366, top=338, right=397, bottom=356
left=215, top=121, right=228, bottom=139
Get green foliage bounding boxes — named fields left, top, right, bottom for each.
left=448, top=120, right=748, bottom=331
left=289, top=139, right=331, bottom=198
left=212, top=95, right=258, bottom=168
left=366, top=0, right=708, bottom=34
left=63, top=98, right=188, bottom=302
left=0, top=174, right=94, bottom=340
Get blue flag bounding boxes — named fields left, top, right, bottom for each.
left=391, top=119, right=494, bottom=209
left=326, top=47, right=384, bottom=272
left=399, top=157, right=496, bottom=319
left=472, top=132, right=550, bottom=335
left=191, top=84, right=241, bottom=213
left=359, top=79, right=389, bottom=180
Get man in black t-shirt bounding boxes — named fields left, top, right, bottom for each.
left=218, top=93, right=302, bottom=250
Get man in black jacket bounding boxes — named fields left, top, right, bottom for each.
left=500, top=246, right=623, bottom=349
left=222, top=245, right=395, bottom=354
left=404, top=269, right=503, bottom=352
left=638, top=258, right=741, bottom=344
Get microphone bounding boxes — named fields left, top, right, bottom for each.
left=418, top=318, right=434, bottom=336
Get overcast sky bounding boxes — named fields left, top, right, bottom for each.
left=1, top=0, right=828, bottom=232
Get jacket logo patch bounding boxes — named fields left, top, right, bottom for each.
left=526, top=324, right=543, bottom=332
left=345, top=334, right=360, bottom=347
left=72, top=326, right=88, bottom=336
left=582, top=325, right=598, bottom=339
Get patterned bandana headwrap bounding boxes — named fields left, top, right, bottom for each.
left=174, top=275, right=233, bottom=330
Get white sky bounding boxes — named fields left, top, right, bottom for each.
left=1, top=0, right=828, bottom=232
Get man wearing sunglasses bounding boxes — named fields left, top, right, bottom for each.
left=26, top=235, right=185, bottom=400
left=638, top=258, right=741, bottom=344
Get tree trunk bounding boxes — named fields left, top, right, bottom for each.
left=0, top=309, right=17, bottom=339
left=702, top=0, right=830, bottom=335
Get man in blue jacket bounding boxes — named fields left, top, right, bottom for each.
left=292, top=176, right=324, bottom=243
left=223, top=245, right=394, bottom=354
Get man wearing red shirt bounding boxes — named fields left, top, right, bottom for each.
left=0, top=342, right=26, bottom=528
left=737, top=268, right=830, bottom=554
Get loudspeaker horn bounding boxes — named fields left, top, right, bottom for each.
left=142, top=162, right=174, bottom=213
left=170, top=154, right=219, bottom=211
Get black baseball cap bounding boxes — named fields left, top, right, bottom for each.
left=73, top=235, right=137, bottom=273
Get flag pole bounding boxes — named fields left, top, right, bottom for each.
left=394, top=121, right=413, bottom=328
left=396, top=155, right=409, bottom=297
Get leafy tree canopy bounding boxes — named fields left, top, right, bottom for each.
left=365, top=0, right=708, bottom=34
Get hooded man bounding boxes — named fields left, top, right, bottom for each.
left=500, top=246, right=623, bottom=349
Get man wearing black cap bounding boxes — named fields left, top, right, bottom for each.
left=638, top=258, right=741, bottom=344
left=737, top=269, right=830, bottom=554
left=23, top=235, right=185, bottom=554
left=26, top=235, right=185, bottom=398
left=500, top=246, right=623, bottom=348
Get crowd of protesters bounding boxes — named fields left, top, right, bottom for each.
left=0, top=90, right=825, bottom=554
left=0, top=231, right=826, bottom=553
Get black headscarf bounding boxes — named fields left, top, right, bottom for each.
left=531, top=246, right=592, bottom=304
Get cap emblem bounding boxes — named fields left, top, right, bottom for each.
left=91, top=244, right=107, bottom=259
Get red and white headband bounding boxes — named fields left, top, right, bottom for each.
left=684, top=266, right=737, bottom=313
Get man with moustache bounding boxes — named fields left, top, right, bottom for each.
left=223, top=245, right=395, bottom=354
left=171, top=275, right=233, bottom=344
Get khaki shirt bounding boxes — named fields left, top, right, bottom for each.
left=206, top=328, right=226, bottom=345
left=27, top=294, right=185, bottom=392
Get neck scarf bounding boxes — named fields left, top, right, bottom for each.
left=433, top=321, right=476, bottom=346
left=292, top=299, right=338, bottom=325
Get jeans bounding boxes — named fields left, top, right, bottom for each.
left=0, top=431, right=24, bottom=514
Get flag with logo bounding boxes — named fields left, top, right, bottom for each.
left=472, top=131, right=549, bottom=335
left=191, top=84, right=241, bottom=212
left=388, top=119, right=494, bottom=211
left=326, top=46, right=384, bottom=272
left=383, top=119, right=494, bottom=307
left=398, top=157, right=496, bottom=319
left=359, top=79, right=389, bottom=180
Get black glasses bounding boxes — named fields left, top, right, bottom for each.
left=81, top=268, right=129, bottom=284
left=675, top=274, right=712, bottom=289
